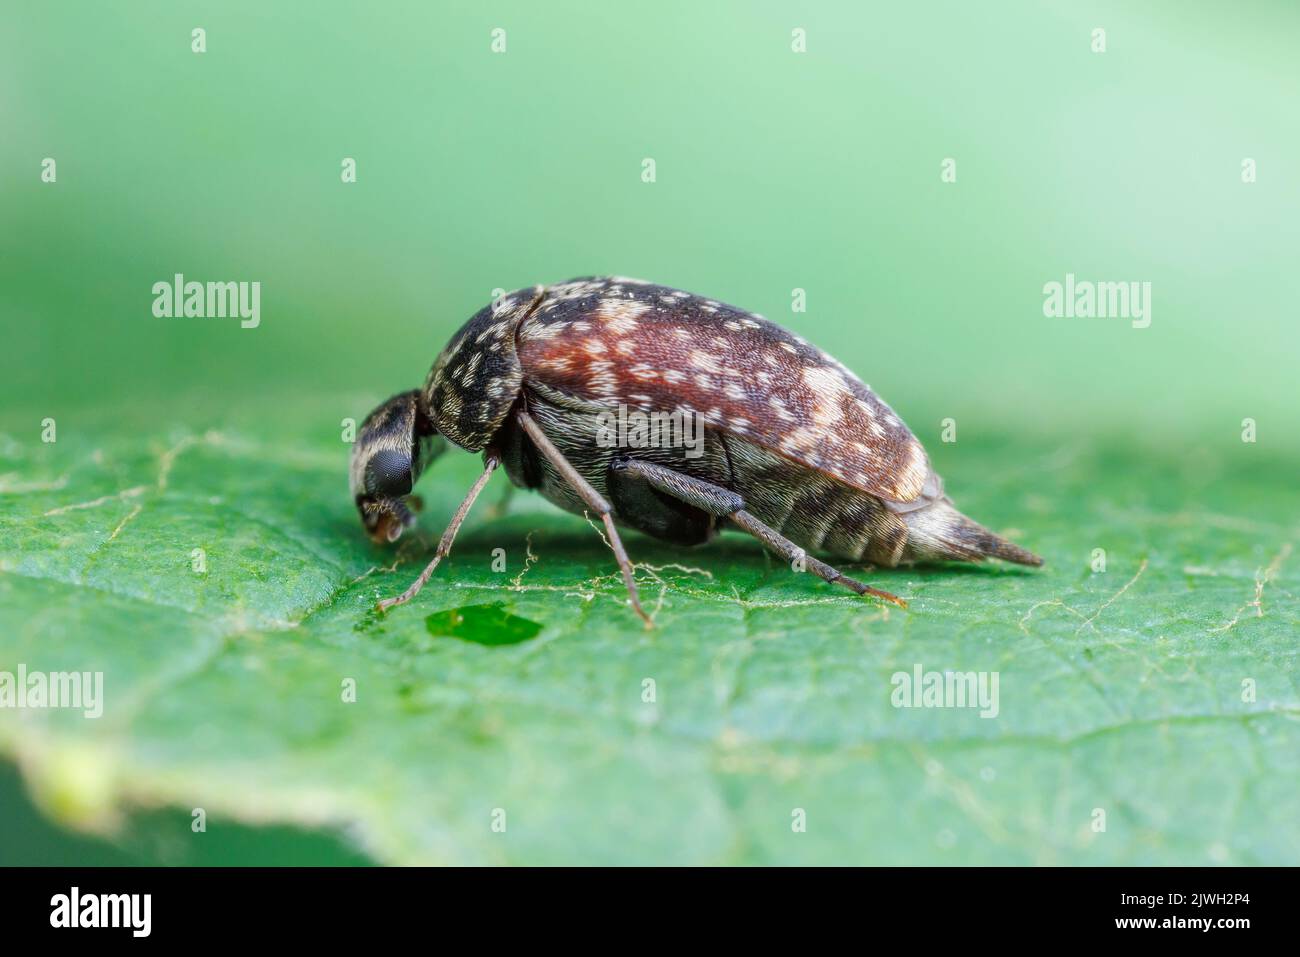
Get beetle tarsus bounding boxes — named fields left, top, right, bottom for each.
left=377, top=553, right=445, bottom=612
left=799, top=545, right=907, bottom=608
left=835, top=573, right=908, bottom=608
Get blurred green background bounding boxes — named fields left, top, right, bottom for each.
left=3, top=1, right=1298, bottom=441
left=1, top=1, right=1297, bottom=864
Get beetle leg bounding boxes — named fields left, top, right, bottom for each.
left=377, top=453, right=500, bottom=613
left=729, top=510, right=907, bottom=608
left=515, top=410, right=652, bottom=627
left=613, top=458, right=907, bottom=609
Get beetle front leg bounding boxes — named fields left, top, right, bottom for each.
left=377, top=452, right=501, bottom=613
left=611, top=458, right=907, bottom=609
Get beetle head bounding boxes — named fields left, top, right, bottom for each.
left=350, top=389, right=445, bottom=544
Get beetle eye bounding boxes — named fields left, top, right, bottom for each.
left=365, top=449, right=413, bottom=497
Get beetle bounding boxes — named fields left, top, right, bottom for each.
left=350, top=277, right=1042, bottom=623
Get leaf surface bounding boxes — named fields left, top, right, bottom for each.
left=1, top=409, right=1297, bottom=865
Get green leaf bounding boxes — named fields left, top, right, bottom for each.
left=1, top=406, right=1297, bottom=865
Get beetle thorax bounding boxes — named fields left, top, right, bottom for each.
left=423, top=286, right=542, bottom=451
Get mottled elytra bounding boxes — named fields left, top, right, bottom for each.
left=350, top=277, right=1042, bottom=624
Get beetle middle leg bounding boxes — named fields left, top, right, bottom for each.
left=611, top=458, right=907, bottom=609
left=514, top=408, right=652, bottom=627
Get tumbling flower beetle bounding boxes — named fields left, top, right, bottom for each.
left=351, top=277, right=1042, bottom=624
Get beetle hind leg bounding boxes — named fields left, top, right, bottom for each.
left=612, top=458, right=907, bottom=609
left=729, top=510, right=907, bottom=608
left=605, top=456, right=718, bottom=546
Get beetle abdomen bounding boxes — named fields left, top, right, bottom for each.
left=893, top=498, right=1044, bottom=567
left=724, top=435, right=1041, bottom=567
left=516, top=277, right=931, bottom=504
left=718, top=434, right=910, bottom=565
